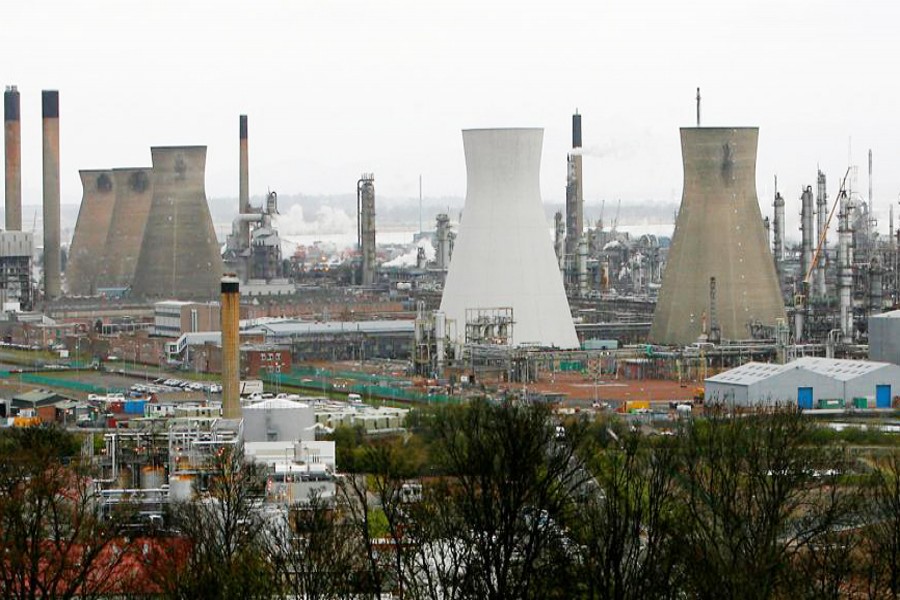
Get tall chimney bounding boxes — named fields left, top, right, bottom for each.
left=220, top=275, right=241, bottom=419
left=4, top=86, right=21, bottom=231
left=565, top=112, right=584, bottom=283
left=42, top=90, right=61, bottom=299
left=239, top=115, right=249, bottom=245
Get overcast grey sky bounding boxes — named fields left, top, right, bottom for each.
left=4, top=0, right=899, bottom=234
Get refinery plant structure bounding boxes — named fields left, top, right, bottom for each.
left=1, top=83, right=899, bottom=396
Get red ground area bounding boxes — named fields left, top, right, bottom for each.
left=529, top=372, right=699, bottom=405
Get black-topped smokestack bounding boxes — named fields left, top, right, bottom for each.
left=239, top=114, right=249, bottom=245
left=4, top=86, right=22, bottom=231
left=42, top=90, right=61, bottom=299
left=572, top=112, right=582, bottom=149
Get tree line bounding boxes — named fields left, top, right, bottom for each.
left=0, top=402, right=898, bottom=599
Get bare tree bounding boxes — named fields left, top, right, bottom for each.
left=151, top=444, right=276, bottom=600
left=573, top=433, right=683, bottom=600
left=0, top=427, right=134, bottom=600
left=269, top=490, right=364, bottom=600
left=860, top=450, right=900, bottom=599
left=425, top=399, right=588, bottom=600
left=675, top=409, right=852, bottom=600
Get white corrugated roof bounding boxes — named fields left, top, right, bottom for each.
left=244, top=398, right=310, bottom=410
left=790, top=356, right=891, bottom=381
left=706, top=361, right=786, bottom=386
left=707, top=357, right=894, bottom=386
left=871, top=309, right=900, bottom=320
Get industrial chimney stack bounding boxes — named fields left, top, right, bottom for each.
left=239, top=115, right=249, bottom=245
left=42, top=91, right=61, bottom=300
left=4, top=86, right=21, bottom=231
left=220, top=275, right=241, bottom=420
left=565, top=112, right=583, bottom=282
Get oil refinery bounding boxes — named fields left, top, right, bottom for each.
left=0, top=84, right=898, bottom=527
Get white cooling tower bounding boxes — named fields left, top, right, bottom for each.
left=440, top=128, right=578, bottom=349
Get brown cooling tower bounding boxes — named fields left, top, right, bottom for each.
left=67, top=170, right=116, bottom=295
left=131, top=146, right=223, bottom=300
left=96, top=168, right=153, bottom=290
left=649, top=127, right=786, bottom=345
left=4, top=87, right=21, bottom=231
left=220, top=275, right=241, bottom=419
left=42, top=90, right=61, bottom=300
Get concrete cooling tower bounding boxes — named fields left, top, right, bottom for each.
left=131, top=146, right=223, bottom=300
left=650, top=127, right=786, bottom=345
left=96, top=168, right=153, bottom=290
left=67, top=170, right=116, bottom=295
left=440, top=128, right=578, bottom=349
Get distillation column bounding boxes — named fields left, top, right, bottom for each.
left=800, top=185, right=814, bottom=286
left=554, top=211, right=565, bottom=271
left=358, top=174, right=376, bottom=285
left=838, top=192, right=853, bottom=344
left=773, top=190, right=785, bottom=264
left=435, top=213, right=451, bottom=270
left=815, top=170, right=828, bottom=298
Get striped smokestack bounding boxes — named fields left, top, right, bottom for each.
left=4, top=86, right=21, bottom=231
left=42, top=90, right=61, bottom=299
left=239, top=115, right=249, bottom=245
left=220, top=275, right=241, bottom=419
left=565, top=111, right=584, bottom=270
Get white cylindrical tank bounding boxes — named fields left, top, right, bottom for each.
left=140, top=466, right=165, bottom=489
left=243, top=397, right=316, bottom=442
left=439, top=128, right=578, bottom=348
left=169, top=474, right=195, bottom=501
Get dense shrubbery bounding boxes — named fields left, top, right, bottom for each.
left=2, top=407, right=898, bottom=599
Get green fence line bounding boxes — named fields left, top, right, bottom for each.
left=264, top=370, right=459, bottom=405
left=18, top=373, right=125, bottom=395
left=290, top=365, right=408, bottom=386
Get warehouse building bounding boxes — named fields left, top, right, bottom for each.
left=704, top=357, right=900, bottom=409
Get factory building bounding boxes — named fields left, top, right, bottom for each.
left=651, top=127, right=786, bottom=345
left=0, top=230, right=33, bottom=310
left=221, top=116, right=291, bottom=295
left=131, top=146, right=223, bottom=300
left=440, top=128, right=578, bottom=349
left=153, top=300, right=221, bottom=337
left=705, top=357, right=900, bottom=409
left=869, top=310, right=900, bottom=366
left=67, top=170, right=116, bottom=295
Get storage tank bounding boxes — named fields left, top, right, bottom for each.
left=140, top=466, right=165, bottom=489
left=168, top=474, right=195, bottom=501
left=67, top=170, right=116, bottom=295
left=650, top=127, right=786, bottom=345
left=131, top=146, right=223, bottom=299
left=439, top=128, right=578, bottom=348
left=242, top=397, right=316, bottom=442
